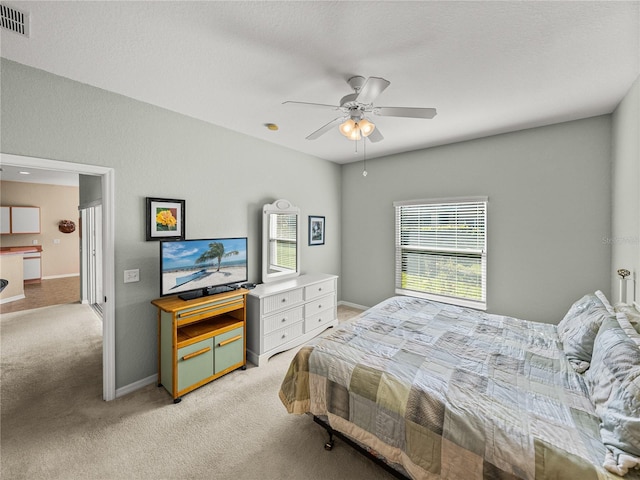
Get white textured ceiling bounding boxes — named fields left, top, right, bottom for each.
left=1, top=1, right=639, bottom=164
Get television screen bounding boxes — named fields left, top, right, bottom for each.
left=160, top=237, right=248, bottom=300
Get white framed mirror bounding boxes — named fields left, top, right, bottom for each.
left=262, top=199, right=300, bottom=283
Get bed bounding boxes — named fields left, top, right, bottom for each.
left=279, top=293, right=640, bottom=480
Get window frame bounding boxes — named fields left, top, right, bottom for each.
left=394, top=196, right=488, bottom=310
left=268, top=213, right=297, bottom=272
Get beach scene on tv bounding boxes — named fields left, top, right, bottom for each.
left=161, top=238, right=247, bottom=296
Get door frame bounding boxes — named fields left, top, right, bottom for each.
left=0, top=153, right=116, bottom=401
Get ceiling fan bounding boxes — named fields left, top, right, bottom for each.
left=283, top=76, right=437, bottom=142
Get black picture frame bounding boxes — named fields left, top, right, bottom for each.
left=308, top=215, right=325, bottom=246
left=145, top=197, right=185, bottom=241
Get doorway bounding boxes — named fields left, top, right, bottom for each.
left=0, top=153, right=115, bottom=400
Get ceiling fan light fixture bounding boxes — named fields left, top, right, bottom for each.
left=339, top=117, right=374, bottom=141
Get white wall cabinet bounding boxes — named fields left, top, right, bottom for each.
left=246, top=273, right=338, bottom=366
left=0, top=206, right=41, bottom=234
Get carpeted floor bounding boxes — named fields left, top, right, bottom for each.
left=0, top=303, right=395, bottom=480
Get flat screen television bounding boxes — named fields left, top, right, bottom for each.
left=160, top=237, right=248, bottom=300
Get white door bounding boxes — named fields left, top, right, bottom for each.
left=81, top=205, right=103, bottom=312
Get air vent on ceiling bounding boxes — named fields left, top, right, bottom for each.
left=0, top=3, right=29, bottom=36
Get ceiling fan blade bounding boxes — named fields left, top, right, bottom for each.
left=354, top=77, right=390, bottom=104
left=374, top=106, right=437, bottom=119
left=306, top=116, right=345, bottom=140
left=366, top=127, right=384, bottom=143
left=283, top=101, right=340, bottom=110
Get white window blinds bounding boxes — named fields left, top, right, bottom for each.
left=394, top=197, right=487, bottom=310
left=269, top=213, right=297, bottom=270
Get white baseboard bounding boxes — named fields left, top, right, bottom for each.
left=42, top=273, right=80, bottom=280
left=338, top=300, right=369, bottom=311
left=116, top=374, right=157, bottom=398
left=0, top=294, right=26, bottom=304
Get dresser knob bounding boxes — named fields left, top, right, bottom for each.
left=281, top=298, right=286, bottom=303
left=281, top=318, right=286, bottom=322
left=318, top=318, right=322, bottom=322
left=282, top=333, right=287, bottom=338
left=318, top=287, right=322, bottom=291
left=318, top=304, right=322, bottom=309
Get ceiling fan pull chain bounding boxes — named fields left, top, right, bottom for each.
left=362, top=138, right=368, bottom=177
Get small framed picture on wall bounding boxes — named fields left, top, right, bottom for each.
left=146, top=197, right=185, bottom=241
left=308, top=215, right=325, bottom=246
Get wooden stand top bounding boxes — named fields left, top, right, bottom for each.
left=151, top=288, right=249, bottom=313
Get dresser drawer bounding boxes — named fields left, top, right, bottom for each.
left=305, top=294, right=336, bottom=317
left=264, top=306, right=304, bottom=335
left=304, top=279, right=335, bottom=300
left=264, top=322, right=304, bottom=351
left=304, top=308, right=335, bottom=332
left=177, top=338, right=214, bottom=392
left=263, top=287, right=304, bottom=315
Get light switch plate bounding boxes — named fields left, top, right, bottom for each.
left=124, top=269, right=140, bottom=283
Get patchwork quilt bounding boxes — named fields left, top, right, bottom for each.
left=279, top=296, right=640, bottom=480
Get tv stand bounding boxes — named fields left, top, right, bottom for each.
left=152, top=288, right=249, bottom=402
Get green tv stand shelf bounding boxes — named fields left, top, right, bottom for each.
left=151, top=288, right=249, bottom=403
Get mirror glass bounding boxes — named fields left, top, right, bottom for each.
left=262, top=199, right=300, bottom=283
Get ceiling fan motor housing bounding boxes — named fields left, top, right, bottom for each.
left=347, top=75, right=366, bottom=91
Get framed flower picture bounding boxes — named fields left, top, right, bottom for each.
left=146, top=197, right=185, bottom=241
left=308, top=215, right=325, bottom=246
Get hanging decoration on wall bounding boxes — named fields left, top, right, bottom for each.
left=58, top=219, right=76, bottom=233
left=308, top=215, right=325, bottom=246
left=145, top=197, right=186, bottom=241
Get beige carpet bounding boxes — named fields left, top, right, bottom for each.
left=1, top=303, right=395, bottom=480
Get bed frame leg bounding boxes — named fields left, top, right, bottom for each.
left=324, top=430, right=335, bottom=451
left=313, top=415, right=335, bottom=451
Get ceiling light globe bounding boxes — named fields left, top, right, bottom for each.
left=348, top=129, right=361, bottom=141
left=359, top=119, right=375, bottom=136
left=339, top=119, right=356, bottom=136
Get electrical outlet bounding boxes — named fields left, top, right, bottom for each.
left=124, top=269, right=140, bottom=283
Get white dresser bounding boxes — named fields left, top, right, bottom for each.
left=246, top=273, right=338, bottom=366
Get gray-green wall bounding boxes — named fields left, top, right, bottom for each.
left=0, top=59, right=341, bottom=389
left=341, top=116, right=613, bottom=324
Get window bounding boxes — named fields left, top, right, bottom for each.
left=394, top=197, right=487, bottom=310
